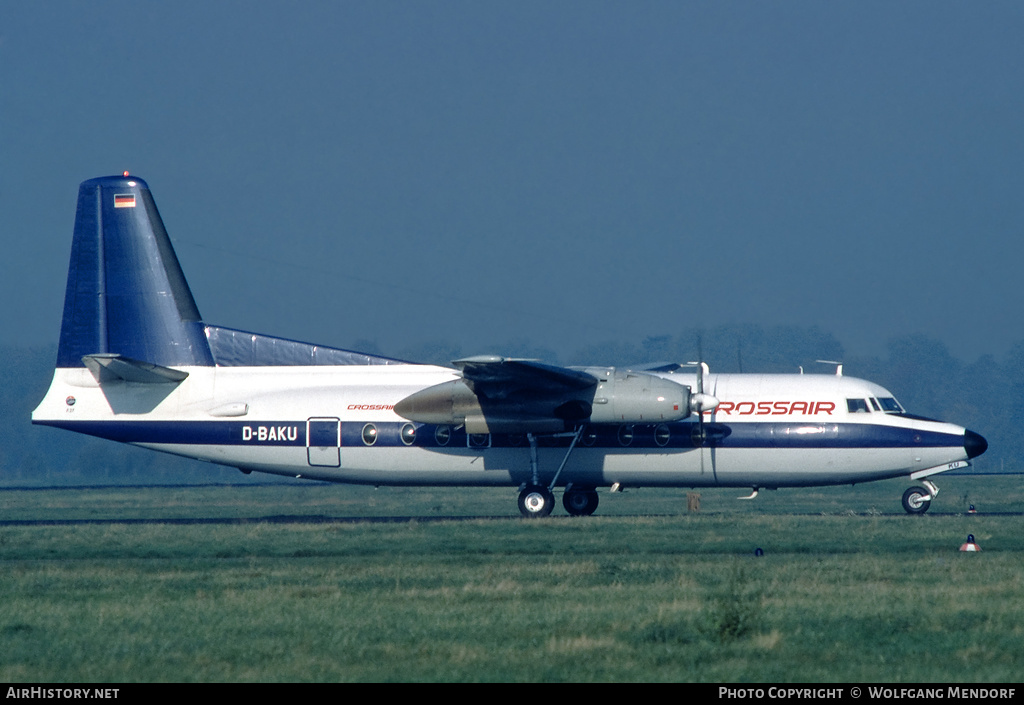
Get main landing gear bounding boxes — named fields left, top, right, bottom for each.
left=562, top=488, right=600, bottom=516
left=901, top=479, right=939, bottom=515
left=516, top=428, right=598, bottom=518
left=518, top=484, right=555, bottom=517
left=517, top=484, right=599, bottom=518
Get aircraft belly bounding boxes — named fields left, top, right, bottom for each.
left=141, top=443, right=302, bottom=474
left=593, top=444, right=956, bottom=488
left=338, top=447, right=520, bottom=486
left=708, top=447, right=912, bottom=487
left=135, top=437, right=963, bottom=490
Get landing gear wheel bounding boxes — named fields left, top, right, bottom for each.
left=902, top=486, right=931, bottom=515
left=518, top=485, right=555, bottom=518
left=563, top=489, right=599, bottom=516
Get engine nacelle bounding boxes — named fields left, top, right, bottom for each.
left=586, top=370, right=691, bottom=424
left=394, top=370, right=691, bottom=433
left=394, top=380, right=576, bottom=434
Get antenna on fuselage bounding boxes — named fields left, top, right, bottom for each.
left=815, top=360, right=843, bottom=376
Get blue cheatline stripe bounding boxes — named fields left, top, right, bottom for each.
left=34, top=420, right=304, bottom=446
left=33, top=419, right=965, bottom=451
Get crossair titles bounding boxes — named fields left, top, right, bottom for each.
left=707, top=401, right=837, bottom=416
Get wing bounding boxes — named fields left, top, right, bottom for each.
left=453, top=356, right=597, bottom=399
left=396, top=355, right=692, bottom=435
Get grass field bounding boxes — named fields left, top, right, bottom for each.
left=1, top=475, right=1021, bottom=682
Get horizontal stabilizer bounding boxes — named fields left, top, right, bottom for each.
left=82, top=354, right=189, bottom=384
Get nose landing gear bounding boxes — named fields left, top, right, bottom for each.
left=902, top=479, right=939, bottom=515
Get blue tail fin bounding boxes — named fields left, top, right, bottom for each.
left=56, top=175, right=214, bottom=369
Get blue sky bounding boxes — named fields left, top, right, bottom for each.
left=3, top=1, right=1022, bottom=363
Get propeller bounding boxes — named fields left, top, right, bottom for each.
left=689, top=331, right=718, bottom=447
left=689, top=361, right=720, bottom=449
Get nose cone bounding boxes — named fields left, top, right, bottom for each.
left=964, top=429, right=988, bottom=459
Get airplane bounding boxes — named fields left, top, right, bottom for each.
left=32, top=174, right=988, bottom=517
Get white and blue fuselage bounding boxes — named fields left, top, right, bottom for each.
left=31, top=175, right=987, bottom=516
left=33, top=358, right=981, bottom=489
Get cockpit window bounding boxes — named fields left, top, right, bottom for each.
left=847, top=399, right=870, bottom=413
left=870, top=398, right=881, bottom=412
left=878, top=397, right=904, bottom=414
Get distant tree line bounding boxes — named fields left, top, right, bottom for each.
left=2, top=325, right=1016, bottom=485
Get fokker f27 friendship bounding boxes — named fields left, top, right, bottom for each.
left=32, top=175, right=988, bottom=517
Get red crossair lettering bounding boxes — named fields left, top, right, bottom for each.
left=707, top=401, right=835, bottom=416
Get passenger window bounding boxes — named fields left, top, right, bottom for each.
left=434, top=425, right=451, bottom=446
left=400, top=424, right=417, bottom=446
left=617, top=425, right=634, bottom=446
left=655, top=424, right=671, bottom=447
left=361, top=423, right=378, bottom=445
left=847, top=399, right=870, bottom=413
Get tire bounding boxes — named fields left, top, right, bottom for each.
left=518, top=485, right=555, bottom=518
left=562, top=489, right=599, bottom=516
left=902, top=486, right=931, bottom=515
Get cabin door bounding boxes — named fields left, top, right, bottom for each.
left=307, top=417, right=341, bottom=467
